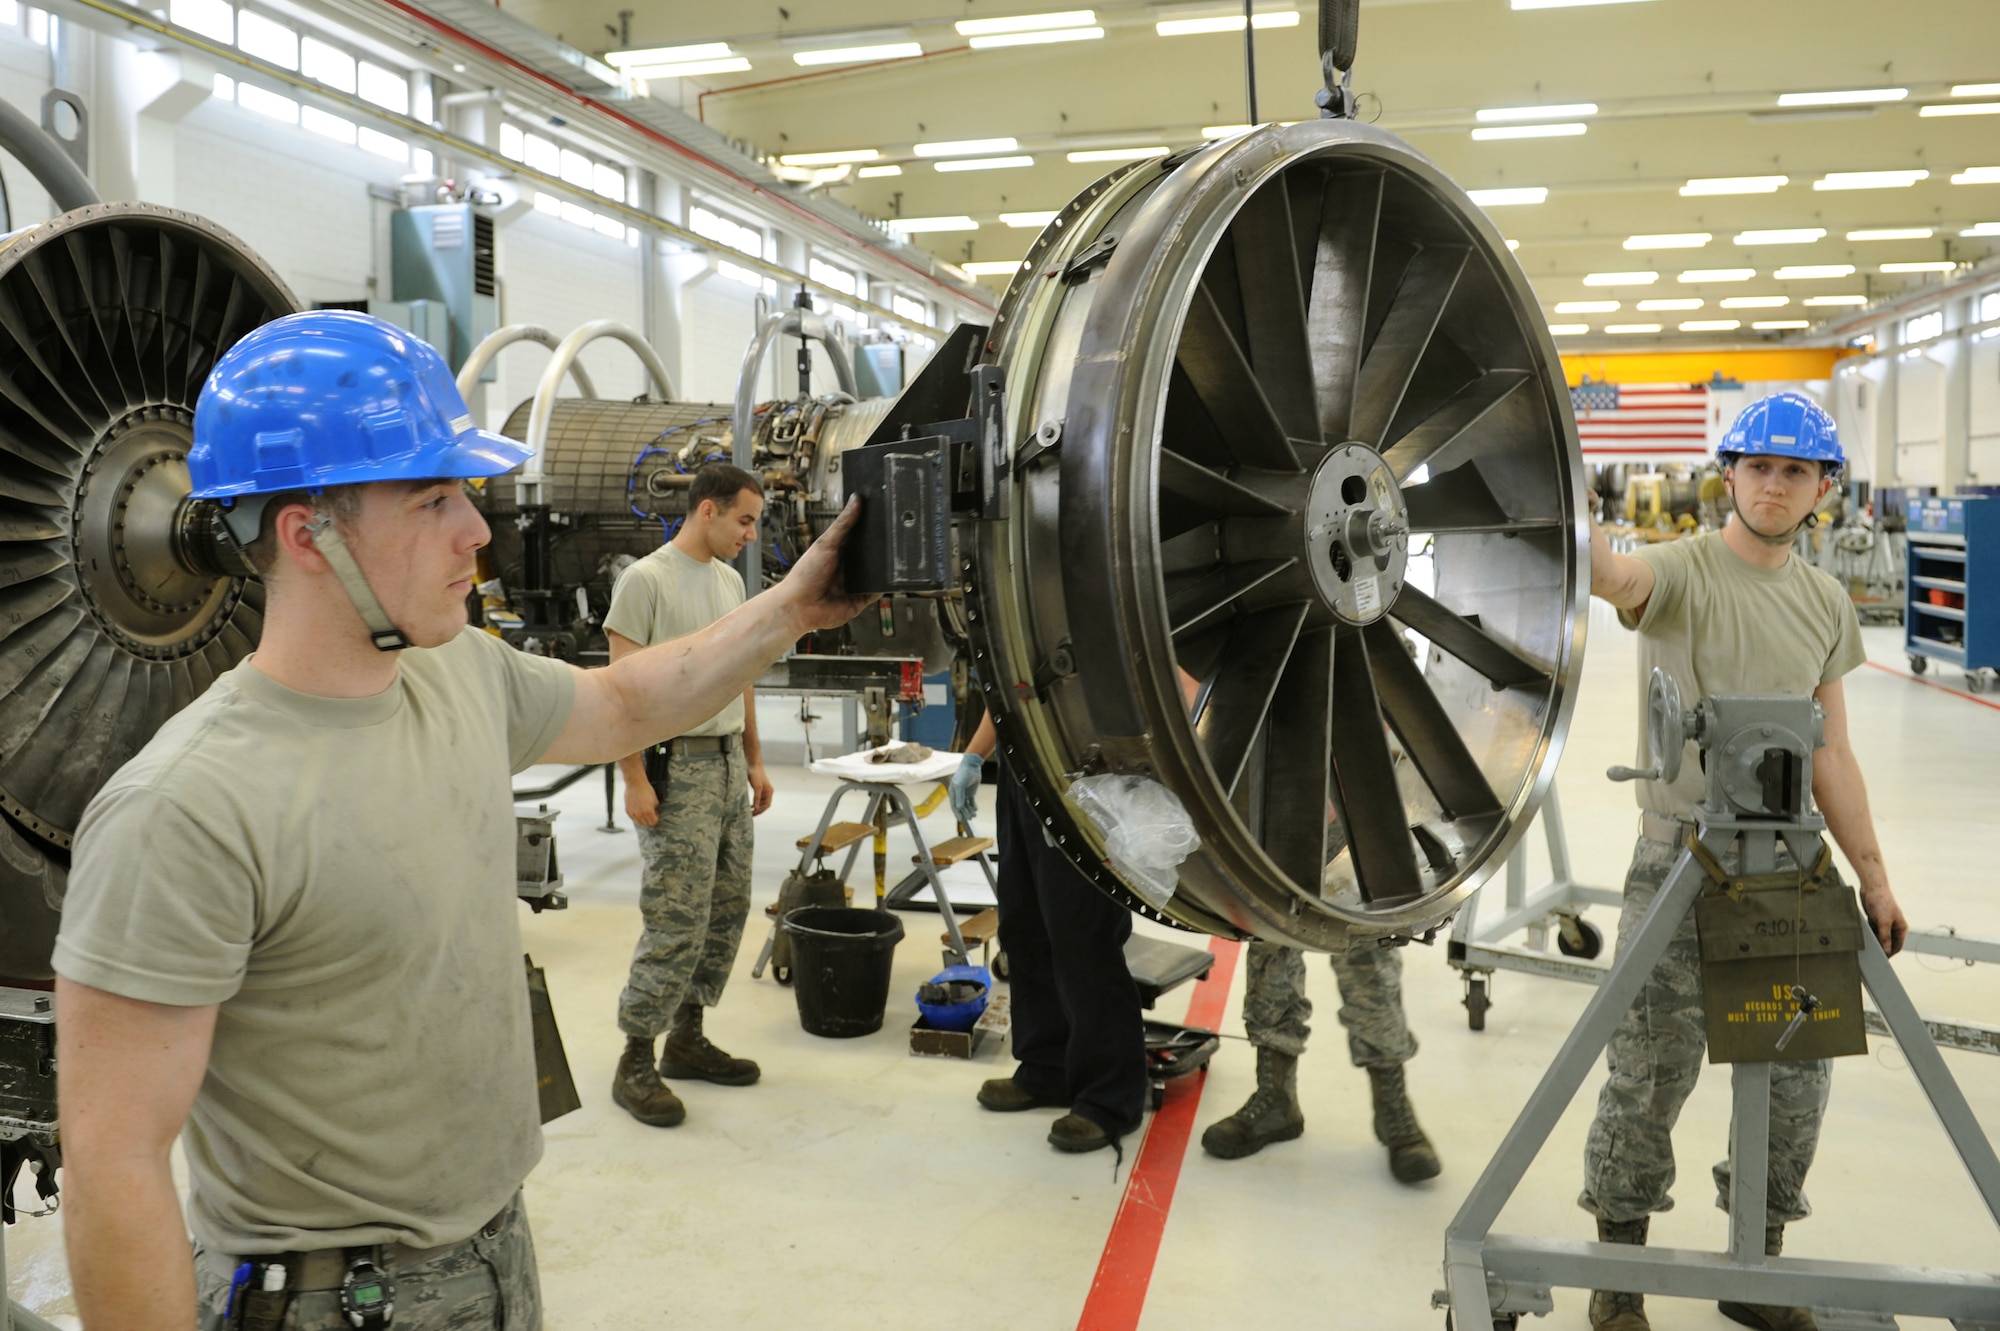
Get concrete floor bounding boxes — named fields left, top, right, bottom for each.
left=8, top=600, right=2000, bottom=1329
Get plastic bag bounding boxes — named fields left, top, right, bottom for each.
left=1069, top=774, right=1201, bottom=909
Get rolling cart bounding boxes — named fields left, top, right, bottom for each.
left=1906, top=494, right=2000, bottom=693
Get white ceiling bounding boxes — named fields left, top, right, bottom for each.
left=498, top=0, right=2000, bottom=347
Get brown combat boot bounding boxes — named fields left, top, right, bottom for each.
left=1718, top=1226, right=1818, bottom=1331
left=1367, top=1064, right=1441, bottom=1183
left=1589, top=1217, right=1651, bottom=1330
left=659, top=1003, right=760, bottom=1086
left=1200, top=1047, right=1304, bottom=1159
left=611, top=1036, right=686, bottom=1127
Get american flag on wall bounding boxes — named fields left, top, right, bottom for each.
left=1570, top=381, right=1711, bottom=462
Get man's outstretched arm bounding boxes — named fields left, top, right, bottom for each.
left=544, top=498, right=872, bottom=764
left=57, top=979, right=216, bottom=1330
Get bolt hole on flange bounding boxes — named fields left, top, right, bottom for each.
left=972, top=120, right=1583, bottom=952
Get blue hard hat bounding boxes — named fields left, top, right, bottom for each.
left=1718, top=392, right=1843, bottom=474
left=189, top=310, right=531, bottom=502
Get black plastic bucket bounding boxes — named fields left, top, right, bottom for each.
left=783, top=906, right=906, bottom=1038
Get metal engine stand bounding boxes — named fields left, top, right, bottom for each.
left=1440, top=672, right=2000, bottom=1329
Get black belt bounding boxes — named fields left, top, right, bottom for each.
left=651, top=734, right=741, bottom=757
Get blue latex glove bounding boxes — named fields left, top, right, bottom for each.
left=948, top=752, right=984, bottom=828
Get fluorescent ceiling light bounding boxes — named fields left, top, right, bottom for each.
left=1476, top=102, right=1597, bottom=122
left=1734, top=228, right=1825, bottom=244
left=1721, top=295, right=1789, bottom=308
left=777, top=148, right=880, bottom=166
left=1777, top=88, right=1907, bottom=107
left=857, top=164, right=902, bottom=178
left=1774, top=264, right=1856, bottom=279
left=1679, top=268, right=1755, bottom=282
left=970, top=27, right=1104, bottom=47
left=793, top=43, right=923, bottom=66
left=1000, top=211, right=1059, bottom=227
left=915, top=137, right=1019, bottom=157
left=1814, top=170, right=1929, bottom=190
left=1881, top=261, right=1958, bottom=272
left=1637, top=298, right=1703, bottom=311
left=1606, top=323, right=1663, bottom=333
left=1682, top=175, right=1788, bottom=195
left=1512, top=0, right=1656, bottom=8
left=1754, top=320, right=1810, bottom=330
left=1680, top=319, right=1740, bottom=331
left=955, top=9, right=1095, bottom=35
left=628, top=58, right=750, bottom=78
left=1625, top=232, right=1711, bottom=249
left=1952, top=167, right=2000, bottom=184
left=934, top=155, right=1035, bottom=172
left=1548, top=323, right=1590, bottom=335
left=606, top=43, right=731, bottom=66
left=1803, top=294, right=1869, bottom=306
left=1472, top=123, right=1587, bottom=140
left=886, top=215, right=978, bottom=232
left=1201, top=124, right=1256, bottom=138
left=1961, top=222, right=2000, bottom=236
left=1846, top=227, right=1933, bottom=240
left=1157, top=11, right=1300, bottom=35
left=1921, top=102, right=2000, bottom=117
left=1467, top=186, right=1548, bottom=206
left=961, top=260, right=1026, bottom=275
left=1555, top=300, right=1619, bottom=313
left=1953, top=83, right=2000, bottom=97
left=1068, top=146, right=1170, bottom=162
left=1583, top=271, right=1659, bottom=286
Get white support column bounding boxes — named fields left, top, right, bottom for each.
left=1944, top=302, right=1974, bottom=492
left=1877, top=353, right=1901, bottom=487
left=93, top=39, right=217, bottom=207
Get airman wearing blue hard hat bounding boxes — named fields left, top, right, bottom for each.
left=1579, top=391, right=1905, bottom=1331
left=52, top=310, right=873, bottom=1331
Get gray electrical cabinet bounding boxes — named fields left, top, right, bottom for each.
left=853, top=342, right=904, bottom=398
left=366, top=299, right=451, bottom=358
left=389, top=204, right=497, bottom=377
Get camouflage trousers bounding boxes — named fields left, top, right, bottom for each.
left=1241, top=937, right=1419, bottom=1067
left=1579, top=834, right=1832, bottom=1225
left=616, top=748, right=753, bottom=1039
left=194, top=1192, right=539, bottom=1330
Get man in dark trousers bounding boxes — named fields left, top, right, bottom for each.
left=950, top=709, right=1148, bottom=1154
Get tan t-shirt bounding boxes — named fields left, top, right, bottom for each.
left=1620, top=530, right=1865, bottom=820
left=54, top=628, right=575, bottom=1254
left=603, top=542, right=746, bottom=737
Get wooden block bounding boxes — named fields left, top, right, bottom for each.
left=919, top=835, right=996, bottom=867
left=797, top=821, right=875, bottom=854
left=945, top=907, right=1000, bottom=949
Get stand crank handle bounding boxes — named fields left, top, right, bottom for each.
left=1606, top=765, right=1662, bottom=783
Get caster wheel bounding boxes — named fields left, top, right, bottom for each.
left=1443, top=1314, right=1518, bottom=1330
left=1557, top=918, right=1604, bottom=960
left=992, top=950, right=1010, bottom=981
left=1464, top=976, right=1490, bottom=1032
left=1968, top=671, right=1989, bottom=694
left=773, top=965, right=792, bottom=986
left=1909, top=655, right=1928, bottom=675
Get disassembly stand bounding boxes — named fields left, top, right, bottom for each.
left=1440, top=674, right=2000, bottom=1329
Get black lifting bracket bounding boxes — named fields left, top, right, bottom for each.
left=1315, top=0, right=1360, bottom=120
left=837, top=325, right=1010, bottom=595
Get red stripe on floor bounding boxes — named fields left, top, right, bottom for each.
left=1863, top=659, right=2000, bottom=713
left=1076, top=937, right=1243, bottom=1331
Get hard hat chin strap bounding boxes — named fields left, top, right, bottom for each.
left=306, top=512, right=412, bottom=652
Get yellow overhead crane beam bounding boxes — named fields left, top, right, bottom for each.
left=1560, top=348, right=1858, bottom=387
